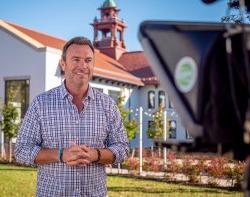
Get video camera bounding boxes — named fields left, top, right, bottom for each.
left=138, top=0, right=250, bottom=161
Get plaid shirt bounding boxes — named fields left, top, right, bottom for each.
left=15, top=82, right=129, bottom=197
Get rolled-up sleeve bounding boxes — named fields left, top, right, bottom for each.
left=106, top=101, right=129, bottom=164
left=15, top=97, right=42, bottom=166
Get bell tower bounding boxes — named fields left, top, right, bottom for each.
left=91, top=0, right=126, bottom=60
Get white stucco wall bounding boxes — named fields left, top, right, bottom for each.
left=128, top=88, right=139, bottom=108
left=45, top=48, right=63, bottom=90
left=0, top=28, right=47, bottom=148
left=0, top=28, right=46, bottom=103
left=130, top=85, right=157, bottom=148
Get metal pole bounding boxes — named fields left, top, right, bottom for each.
left=0, top=116, right=5, bottom=159
left=139, top=106, right=143, bottom=175
left=163, top=110, right=167, bottom=170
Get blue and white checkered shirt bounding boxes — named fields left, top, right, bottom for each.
left=15, top=82, right=129, bottom=197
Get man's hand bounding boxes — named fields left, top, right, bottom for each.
left=79, top=145, right=98, bottom=163
left=62, top=143, right=98, bottom=166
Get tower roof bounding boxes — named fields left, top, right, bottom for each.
left=101, top=0, right=117, bottom=8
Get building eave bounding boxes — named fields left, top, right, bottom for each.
left=0, top=19, right=45, bottom=49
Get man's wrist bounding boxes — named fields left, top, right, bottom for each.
left=94, top=148, right=101, bottom=163
left=58, top=148, right=64, bottom=163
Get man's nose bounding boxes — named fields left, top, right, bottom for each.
left=80, top=60, right=88, bottom=68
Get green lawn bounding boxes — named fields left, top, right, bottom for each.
left=0, top=164, right=243, bottom=197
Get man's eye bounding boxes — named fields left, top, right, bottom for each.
left=72, top=58, right=80, bottom=62
left=86, top=59, right=92, bottom=63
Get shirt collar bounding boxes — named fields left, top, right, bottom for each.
left=60, top=80, right=95, bottom=100
left=87, top=85, right=95, bottom=100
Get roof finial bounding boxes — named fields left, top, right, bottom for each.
left=101, top=0, right=117, bottom=8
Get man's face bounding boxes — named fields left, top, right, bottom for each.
left=60, top=44, right=94, bottom=88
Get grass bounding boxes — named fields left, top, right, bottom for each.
left=0, top=164, right=243, bottom=197
left=0, top=164, right=37, bottom=196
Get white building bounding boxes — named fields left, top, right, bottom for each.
left=0, top=0, right=190, bottom=152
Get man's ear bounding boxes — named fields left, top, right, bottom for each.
left=60, top=59, right=66, bottom=72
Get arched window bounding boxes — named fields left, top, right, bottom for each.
left=158, top=91, right=165, bottom=108
left=169, top=99, right=174, bottom=109
left=148, top=90, right=155, bottom=109
left=169, top=120, right=176, bottom=139
left=186, top=130, right=192, bottom=139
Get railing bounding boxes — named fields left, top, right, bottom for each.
left=94, top=17, right=125, bottom=24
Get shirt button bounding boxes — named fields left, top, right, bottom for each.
left=75, top=120, right=79, bottom=124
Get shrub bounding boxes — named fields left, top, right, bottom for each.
left=166, top=160, right=182, bottom=181
left=127, top=157, right=139, bottom=171
left=182, top=158, right=200, bottom=183
left=233, top=161, right=245, bottom=189
left=207, top=157, right=227, bottom=178
left=167, top=151, right=176, bottom=161
left=143, top=157, right=162, bottom=172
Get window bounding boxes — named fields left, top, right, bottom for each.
left=169, top=99, right=174, bottom=109
left=108, top=90, right=120, bottom=103
left=106, top=32, right=111, bottom=38
left=158, top=91, right=165, bottom=108
left=148, top=91, right=155, bottom=109
left=169, top=120, right=176, bottom=139
left=116, top=30, right=121, bottom=41
left=186, top=130, right=193, bottom=139
left=5, top=79, right=30, bottom=120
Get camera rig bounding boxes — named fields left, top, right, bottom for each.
left=138, top=0, right=250, bottom=195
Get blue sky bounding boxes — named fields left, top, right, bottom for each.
left=0, top=0, right=228, bottom=51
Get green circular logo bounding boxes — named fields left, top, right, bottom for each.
left=174, top=57, right=197, bottom=93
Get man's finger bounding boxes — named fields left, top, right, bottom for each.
left=66, top=151, right=90, bottom=162
left=69, top=145, right=82, bottom=153
left=66, top=158, right=90, bottom=166
left=78, top=151, right=90, bottom=159
left=79, top=144, right=89, bottom=152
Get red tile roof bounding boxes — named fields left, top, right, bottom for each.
left=7, top=22, right=66, bottom=50
left=94, top=50, right=140, bottom=84
left=2, top=20, right=143, bottom=86
left=119, top=51, right=159, bottom=85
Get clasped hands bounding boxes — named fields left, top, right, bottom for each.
left=62, top=142, right=98, bottom=166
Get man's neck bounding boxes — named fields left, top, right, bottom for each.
left=65, top=81, right=89, bottom=100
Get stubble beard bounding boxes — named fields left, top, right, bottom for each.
left=69, top=72, right=93, bottom=90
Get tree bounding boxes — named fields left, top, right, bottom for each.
left=147, top=105, right=171, bottom=157
left=116, top=95, right=138, bottom=141
left=1, top=103, right=19, bottom=162
left=147, top=105, right=165, bottom=139
left=221, top=0, right=250, bottom=23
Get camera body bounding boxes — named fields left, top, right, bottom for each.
left=139, top=21, right=250, bottom=160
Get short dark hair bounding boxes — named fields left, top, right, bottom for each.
left=61, top=36, right=95, bottom=61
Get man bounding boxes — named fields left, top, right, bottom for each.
left=15, top=37, right=129, bottom=197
